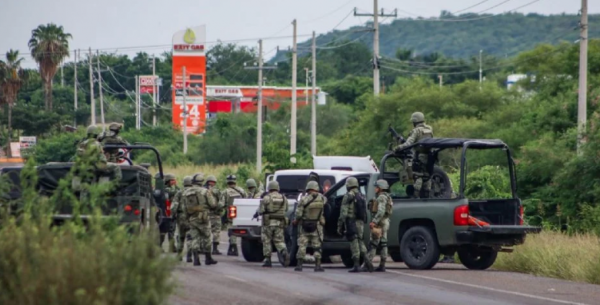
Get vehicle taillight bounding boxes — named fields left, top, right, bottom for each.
left=228, top=206, right=237, bottom=219
left=454, top=205, right=469, bottom=226
left=519, top=205, right=524, bottom=225
left=165, top=199, right=172, bottom=217
left=124, top=204, right=132, bottom=212
left=134, top=209, right=140, bottom=216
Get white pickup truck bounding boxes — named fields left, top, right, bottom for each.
left=229, top=156, right=379, bottom=262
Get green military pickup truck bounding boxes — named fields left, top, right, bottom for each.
left=284, top=138, right=541, bottom=270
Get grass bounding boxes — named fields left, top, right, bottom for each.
left=494, top=231, right=600, bottom=285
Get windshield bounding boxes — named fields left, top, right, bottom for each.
left=276, top=175, right=336, bottom=194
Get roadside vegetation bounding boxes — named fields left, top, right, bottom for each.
left=0, top=159, right=175, bottom=305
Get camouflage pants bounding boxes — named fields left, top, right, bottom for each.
left=296, top=225, right=322, bottom=260
left=175, top=221, right=191, bottom=253
left=414, top=172, right=431, bottom=198
left=261, top=225, right=286, bottom=258
left=209, top=215, right=222, bottom=244
left=189, top=220, right=211, bottom=254
left=367, top=218, right=390, bottom=262
left=349, top=220, right=368, bottom=260
left=222, top=222, right=237, bottom=245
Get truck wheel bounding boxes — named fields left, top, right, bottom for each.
left=241, top=238, right=263, bottom=262
left=400, top=226, right=440, bottom=270
left=390, top=250, right=403, bottom=262
left=430, top=166, right=452, bottom=199
left=457, top=247, right=498, bottom=270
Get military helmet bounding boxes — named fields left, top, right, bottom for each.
left=410, top=112, right=425, bottom=123
left=192, top=173, right=205, bottom=185
left=183, top=176, right=193, bottom=187
left=109, top=122, right=122, bottom=132
left=226, top=174, right=237, bottom=184
left=86, top=125, right=100, bottom=136
left=164, top=173, right=176, bottom=182
left=206, top=175, right=217, bottom=183
left=374, top=179, right=389, bottom=190
left=267, top=180, right=280, bottom=191
left=305, top=181, right=319, bottom=192
left=346, top=177, right=359, bottom=188
left=246, top=178, right=257, bottom=188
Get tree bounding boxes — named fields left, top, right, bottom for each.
left=28, top=23, right=72, bottom=110
left=0, top=50, right=28, bottom=157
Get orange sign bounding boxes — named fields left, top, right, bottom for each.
left=172, top=26, right=207, bottom=134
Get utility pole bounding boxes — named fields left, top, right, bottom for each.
left=305, top=68, right=309, bottom=106
left=479, top=50, right=483, bottom=90
left=244, top=40, right=277, bottom=172
left=291, top=19, right=298, bottom=161
left=135, top=75, right=140, bottom=130
left=354, top=2, right=397, bottom=96
left=89, top=48, right=96, bottom=125
left=311, top=31, right=317, bottom=156
left=152, top=54, right=157, bottom=126
left=182, top=66, right=188, bottom=154
left=96, top=50, right=105, bottom=131
left=438, top=74, right=443, bottom=89
left=577, top=0, right=588, bottom=155
left=74, top=49, right=78, bottom=127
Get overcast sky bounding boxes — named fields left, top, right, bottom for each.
left=0, top=0, right=594, bottom=68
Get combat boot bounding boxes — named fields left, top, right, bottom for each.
left=205, top=253, right=218, bottom=265
left=168, top=237, right=176, bottom=253
left=314, top=258, right=324, bottom=272
left=375, top=260, right=386, bottom=272
left=294, top=259, right=303, bottom=272
left=212, top=242, right=222, bottom=255
left=362, top=253, right=374, bottom=272
left=262, top=257, right=272, bottom=268
left=228, top=244, right=239, bottom=256
left=186, top=250, right=193, bottom=263
left=348, top=257, right=361, bottom=273
left=192, top=251, right=201, bottom=266
left=281, top=249, right=290, bottom=267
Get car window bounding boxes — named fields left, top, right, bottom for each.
left=276, top=175, right=336, bottom=193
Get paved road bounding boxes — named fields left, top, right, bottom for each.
left=167, top=235, right=599, bottom=305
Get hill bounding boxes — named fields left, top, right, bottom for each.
left=270, top=12, right=600, bottom=62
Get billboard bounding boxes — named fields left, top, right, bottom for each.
left=172, top=25, right=207, bottom=134
left=139, top=75, right=157, bottom=94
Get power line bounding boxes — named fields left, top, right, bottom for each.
left=405, top=0, right=542, bottom=22
left=453, top=0, right=493, bottom=14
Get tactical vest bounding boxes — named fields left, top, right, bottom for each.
left=302, top=194, right=324, bottom=221
left=382, top=193, right=393, bottom=218
left=183, top=186, right=209, bottom=220
left=345, top=190, right=358, bottom=219
left=415, top=124, right=434, bottom=154
left=225, top=186, right=244, bottom=207
left=267, top=193, right=286, bottom=219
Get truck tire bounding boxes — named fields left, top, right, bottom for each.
left=400, top=226, right=440, bottom=270
left=430, top=166, right=452, bottom=199
left=457, top=247, right=498, bottom=270
left=241, top=238, right=263, bottom=262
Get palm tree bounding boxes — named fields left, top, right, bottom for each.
left=0, top=50, right=28, bottom=157
left=28, top=23, right=71, bottom=110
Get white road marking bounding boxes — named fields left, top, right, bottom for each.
left=387, top=270, right=588, bottom=305
left=225, top=275, right=246, bottom=283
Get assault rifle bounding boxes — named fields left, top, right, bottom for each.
left=388, top=124, right=406, bottom=144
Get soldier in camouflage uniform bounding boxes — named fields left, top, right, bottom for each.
left=162, top=173, right=179, bottom=253
left=259, top=181, right=290, bottom=267
left=73, top=125, right=122, bottom=196
left=293, top=181, right=326, bottom=272
left=171, top=176, right=193, bottom=262
left=220, top=175, right=246, bottom=256
left=337, top=177, right=373, bottom=273
left=394, top=112, right=434, bottom=198
left=100, top=122, right=129, bottom=163
left=366, top=179, right=393, bottom=272
left=206, top=175, right=224, bottom=255
left=182, top=173, right=218, bottom=266
left=245, top=178, right=262, bottom=199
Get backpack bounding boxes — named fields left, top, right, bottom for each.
left=354, top=192, right=367, bottom=222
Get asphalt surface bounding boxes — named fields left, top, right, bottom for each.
left=167, top=233, right=599, bottom=305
